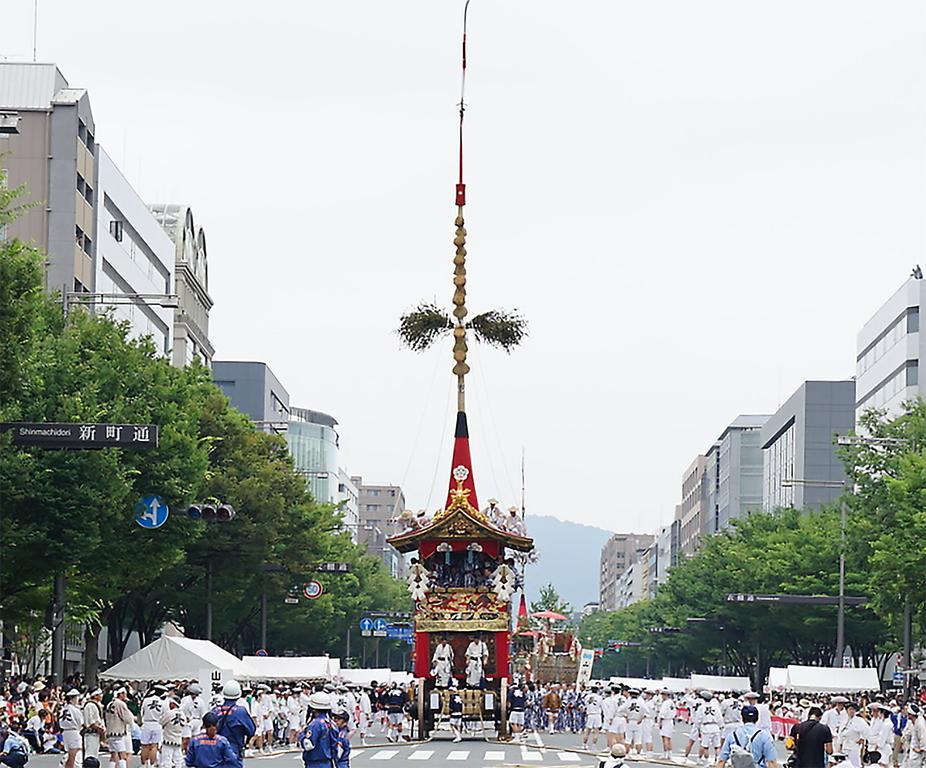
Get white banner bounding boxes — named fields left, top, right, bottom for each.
left=576, top=649, right=596, bottom=686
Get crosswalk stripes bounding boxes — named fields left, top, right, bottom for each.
left=356, top=747, right=598, bottom=762
left=520, top=746, right=544, bottom=761
left=407, top=751, right=434, bottom=760
left=447, top=751, right=469, bottom=761
left=370, top=750, right=399, bottom=760
left=484, top=751, right=506, bottom=761
left=557, top=753, right=581, bottom=762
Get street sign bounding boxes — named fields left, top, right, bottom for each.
left=134, top=495, right=169, bottom=529
left=649, top=626, right=682, bottom=634
left=284, top=597, right=299, bottom=605
left=255, top=649, right=268, bottom=657
left=369, top=611, right=412, bottom=619
left=315, top=562, right=352, bottom=573
left=386, top=624, right=414, bottom=640
left=359, top=618, right=374, bottom=632
left=373, top=618, right=389, bottom=632
left=725, top=593, right=868, bottom=606
left=303, top=581, right=324, bottom=600
left=1, top=422, right=159, bottom=449
left=893, top=671, right=904, bottom=688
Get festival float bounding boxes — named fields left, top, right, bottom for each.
left=388, top=1, right=536, bottom=738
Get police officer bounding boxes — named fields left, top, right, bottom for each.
left=299, top=692, right=336, bottom=768
left=184, top=712, right=238, bottom=768
left=210, top=681, right=255, bottom=768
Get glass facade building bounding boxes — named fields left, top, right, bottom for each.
left=287, top=408, right=340, bottom=505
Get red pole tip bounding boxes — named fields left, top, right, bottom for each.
left=456, top=183, right=466, bottom=206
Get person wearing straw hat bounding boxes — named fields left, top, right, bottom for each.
left=824, top=697, right=851, bottom=741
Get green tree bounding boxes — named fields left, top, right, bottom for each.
left=530, top=584, right=573, bottom=616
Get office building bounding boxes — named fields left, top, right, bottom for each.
left=704, top=415, right=770, bottom=535
left=0, top=63, right=96, bottom=294
left=288, top=407, right=340, bottom=504
left=654, top=520, right=679, bottom=589
left=95, top=149, right=175, bottom=356
left=762, top=380, right=855, bottom=510
left=337, top=470, right=361, bottom=535
left=149, top=205, right=214, bottom=366
left=212, top=361, right=290, bottom=432
left=856, top=274, right=924, bottom=422
left=599, top=532, right=654, bottom=611
left=615, top=559, right=645, bottom=609
left=676, top=456, right=707, bottom=556
left=352, top=476, right=406, bottom=577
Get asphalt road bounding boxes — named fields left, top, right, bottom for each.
left=25, top=724, right=789, bottom=768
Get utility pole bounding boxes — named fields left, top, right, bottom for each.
left=51, top=573, right=65, bottom=684
left=835, top=499, right=847, bottom=667
left=346, top=626, right=351, bottom=669
left=205, top=559, right=213, bottom=641
left=260, top=583, right=268, bottom=650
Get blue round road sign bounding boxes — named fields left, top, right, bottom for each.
left=255, top=649, right=269, bottom=657
left=135, top=495, right=169, bottom=529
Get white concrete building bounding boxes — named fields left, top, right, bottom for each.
left=856, top=274, right=924, bottom=422
left=95, top=148, right=175, bottom=357
left=615, top=559, right=645, bottom=609
left=337, top=469, right=361, bottom=542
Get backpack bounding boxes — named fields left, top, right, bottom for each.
left=730, top=728, right=761, bottom=768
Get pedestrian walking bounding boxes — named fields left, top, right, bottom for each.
left=83, top=690, right=105, bottom=758
left=60, top=689, right=85, bottom=768
left=789, top=705, right=834, bottom=768
left=717, top=704, right=780, bottom=768
left=298, top=693, right=335, bottom=768
left=104, top=688, right=134, bottom=768
left=209, top=681, right=255, bottom=768
left=331, top=710, right=351, bottom=768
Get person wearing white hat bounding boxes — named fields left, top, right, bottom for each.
left=299, top=692, right=336, bottom=767
left=180, top=684, right=207, bottom=749
left=482, top=499, right=503, bottom=528
left=823, top=697, right=850, bottom=743
left=210, top=680, right=256, bottom=768
left=618, top=688, right=650, bottom=754
left=357, top=685, right=373, bottom=746
left=104, top=688, right=134, bottom=768
left=869, top=703, right=894, bottom=768
left=139, top=685, right=167, bottom=768
left=657, top=689, right=677, bottom=759
left=698, top=690, right=724, bottom=762
left=721, top=691, right=744, bottom=743
left=158, top=698, right=187, bottom=768
left=582, top=685, right=605, bottom=750
left=60, top=689, right=84, bottom=768
left=840, top=702, right=870, bottom=768
left=602, top=743, right=628, bottom=768
left=83, top=689, right=105, bottom=757
left=905, top=705, right=926, bottom=768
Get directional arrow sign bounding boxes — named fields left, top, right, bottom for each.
left=359, top=618, right=374, bottom=632
left=135, top=495, right=169, bottom=529
left=373, top=618, right=389, bottom=632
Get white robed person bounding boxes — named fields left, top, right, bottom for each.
left=432, top=637, right=455, bottom=688
left=464, top=634, right=490, bottom=688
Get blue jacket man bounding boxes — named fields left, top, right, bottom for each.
left=717, top=706, right=780, bottom=768
left=300, top=693, right=336, bottom=768
left=185, top=713, right=238, bottom=768
left=210, top=681, right=256, bottom=768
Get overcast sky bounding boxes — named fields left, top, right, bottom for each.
left=3, top=2, right=925, bottom=533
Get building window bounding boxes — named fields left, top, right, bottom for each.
left=109, top=219, right=124, bottom=242
left=908, top=362, right=919, bottom=387
left=77, top=173, right=85, bottom=195
left=83, top=183, right=93, bottom=205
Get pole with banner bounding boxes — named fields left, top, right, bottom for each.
left=576, top=648, right=596, bottom=686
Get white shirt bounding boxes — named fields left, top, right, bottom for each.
left=181, top=694, right=208, bottom=722
left=586, top=693, right=604, bottom=716
left=159, top=707, right=188, bottom=745
left=60, top=703, right=84, bottom=732
left=466, top=640, right=488, bottom=660
left=821, top=707, right=849, bottom=735
left=658, top=698, right=676, bottom=723
left=700, top=699, right=722, bottom=728
left=141, top=695, right=165, bottom=724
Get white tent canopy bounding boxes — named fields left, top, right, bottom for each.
left=690, top=674, right=753, bottom=692
left=241, top=656, right=333, bottom=681
left=340, top=669, right=393, bottom=687
left=100, top=636, right=253, bottom=681
left=661, top=677, right=692, bottom=693
left=781, top=665, right=880, bottom=693
left=767, top=667, right=789, bottom=691
left=609, top=677, right=664, bottom=691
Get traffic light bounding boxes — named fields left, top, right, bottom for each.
left=186, top=503, right=236, bottom=522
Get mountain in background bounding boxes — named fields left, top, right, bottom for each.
left=523, top=514, right=614, bottom=610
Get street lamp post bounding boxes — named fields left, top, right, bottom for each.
left=61, top=291, right=180, bottom=316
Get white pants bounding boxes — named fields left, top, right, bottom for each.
left=159, top=744, right=184, bottom=768
left=62, top=730, right=82, bottom=751
left=84, top=733, right=101, bottom=756
left=626, top=722, right=643, bottom=745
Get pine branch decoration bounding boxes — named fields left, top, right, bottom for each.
left=467, top=309, right=528, bottom=352
left=397, top=302, right=453, bottom=352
